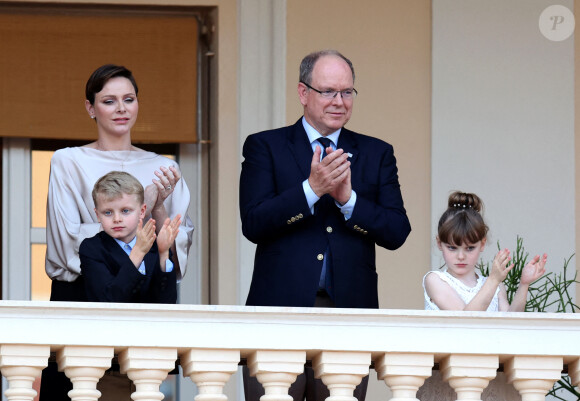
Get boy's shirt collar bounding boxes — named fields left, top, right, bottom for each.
left=113, top=235, right=147, bottom=275
left=111, top=234, right=174, bottom=274
left=114, top=236, right=137, bottom=249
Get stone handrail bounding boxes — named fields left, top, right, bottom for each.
left=1, top=301, right=579, bottom=401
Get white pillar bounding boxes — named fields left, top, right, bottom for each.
left=246, top=350, right=306, bottom=401
left=0, top=344, right=50, bottom=401
left=505, top=356, right=563, bottom=401
left=56, top=346, right=114, bottom=401
left=312, top=351, right=371, bottom=401
left=181, top=349, right=240, bottom=401
left=118, top=347, right=177, bottom=401
left=375, top=353, right=434, bottom=401
left=439, top=355, right=498, bottom=401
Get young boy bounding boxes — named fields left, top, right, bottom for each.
left=80, top=171, right=181, bottom=303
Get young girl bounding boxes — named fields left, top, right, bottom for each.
left=423, top=191, right=547, bottom=311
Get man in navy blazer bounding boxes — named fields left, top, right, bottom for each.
left=240, top=50, right=411, bottom=401
left=241, top=50, right=411, bottom=309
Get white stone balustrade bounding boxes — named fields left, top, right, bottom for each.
left=375, top=352, right=434, bottom=401
left=119, top=347, right=178, bottom=401
left=440, top=354, right=498, bottom=401
left=56, top=346, right=114, bottom=401
left=312, top=351, right=370, bottom=401
left=0, top=344, right=49, bottom=401
left=568, top=357, right=580, bottom=388
left=1, top=302, right=580, bottom=401
left=246, top=350, right=306, bottom=401
left=505, top=356, right=564, bottom=401
left=181, top=349, right=240, bottom=401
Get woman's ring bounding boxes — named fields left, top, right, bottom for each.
left=166, top=185, right=172, bottom=190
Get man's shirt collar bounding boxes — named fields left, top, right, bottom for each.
left=302, top=117, right=341, bottom=146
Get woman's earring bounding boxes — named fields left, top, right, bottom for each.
left=90, top=115, right=95, bottom=119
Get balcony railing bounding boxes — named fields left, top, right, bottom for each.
left=1, top=300, right=579, bottom=401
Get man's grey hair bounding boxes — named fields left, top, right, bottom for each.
left=299, top=50, right=355, bottom=85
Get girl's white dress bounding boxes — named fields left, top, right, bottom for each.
left=422, top=269, right=500, bottom=311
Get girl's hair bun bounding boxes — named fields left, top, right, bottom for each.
left=447, top=191, right=483, bottom=213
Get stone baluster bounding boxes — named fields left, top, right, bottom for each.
left=181, top=349, right=240, bottom=401
left=246, top=350, right=306, bottom=401
left=118, top=347, right=177, bottom=401
left=312, top=351, right=371, bottom=401
left=439, top=354, right=498, bottom=401
left=0, top=344, right=50, bottom=401
left=375, top=352, right=434, bottom=401
left=567, top=357, right=580, bottom=388
left=56, top=346, right=114, bottom=401
left=505, top=356, right=563, bottom=401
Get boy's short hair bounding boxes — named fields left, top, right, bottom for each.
left=92, top=171, right=144, bottom=207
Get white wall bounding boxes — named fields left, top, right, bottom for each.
left=285, top=0, right=432, bottom=310
left=431, top=0, right=575, bottom=292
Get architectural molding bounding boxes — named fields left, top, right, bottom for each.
left=237, top=0, right=287, bottom=305
left=2, top=138, right=31, bottom=301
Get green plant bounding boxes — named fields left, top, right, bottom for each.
left=477, top=236, right=580, bottom=399
left=550, top=374, right=579, bottom=401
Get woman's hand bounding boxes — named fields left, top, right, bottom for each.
left=143, top=184, right=159, bottom=218
left=151, top=166, right=181, bottom=210
left=520, top=254, right=547, bottom=285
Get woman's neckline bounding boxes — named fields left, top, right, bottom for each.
left=82, top=142, right=143, bottom=152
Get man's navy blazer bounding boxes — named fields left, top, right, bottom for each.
left=240, top=119, right=411, bottom=309
left=79, top=231, right=177, bottom=303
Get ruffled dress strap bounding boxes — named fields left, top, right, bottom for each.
left=423, top=270, right=499, bottom=311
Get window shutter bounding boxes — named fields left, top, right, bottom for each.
left=0, top=8, right=198, bottom=143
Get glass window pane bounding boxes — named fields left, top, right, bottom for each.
left=31, top=150, right=52, bottom=228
